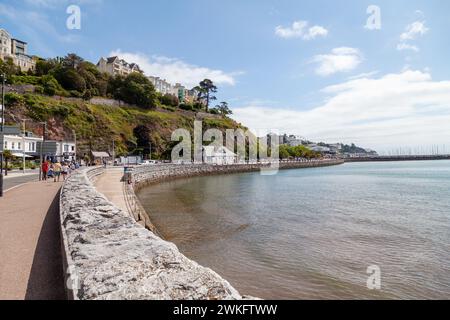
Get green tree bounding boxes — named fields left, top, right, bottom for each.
left=279, top=145, right=291, bottom=159
left=62, top=53, right=84, bottom=69
left=216, top=101, right=232, bottom=116
left=109, top=73, right=157, bottom=108
left=160, top=93, right=179, bottom=107
left=53, top=67, right=86, bottom=92
left=0, top=57, right=20, bottom=80
left=133, top=125, right=152, bottom=158
left=195, top=79, right=217, bottom=112
left=2, top=150, right=14, bottom=175
left=40, top=75, right=61, bottom=96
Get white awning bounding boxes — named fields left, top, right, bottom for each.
left=12, top=152, right=33, bottom=158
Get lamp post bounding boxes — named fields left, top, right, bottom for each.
left=21, top=119, right=29, bottom=174
left=0, top=73, right=5, bottom=197
left=39, top=122, right=47, bottom=181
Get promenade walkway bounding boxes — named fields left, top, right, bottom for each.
left=0, top=181, right=66, bottom=300
left=94, top=167, right=129, bottom=215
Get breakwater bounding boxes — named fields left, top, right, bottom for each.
left=344, top=155, right=450, bottom=162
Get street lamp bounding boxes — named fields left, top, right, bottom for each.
left=0, top=73, right=6, bottom=197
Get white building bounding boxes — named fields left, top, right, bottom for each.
left=0, top=29, right=36, bottom=72
left=148, top=76, right=174, bottom=95
left=97, top=56, right=142, bottom=77
left=202, top=146, right=237, bottom=165
left=57, top=141, right=76, bottom=161
left=3, top=134, right=42, bottom=158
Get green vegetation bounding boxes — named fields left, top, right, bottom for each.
left=194, top=79, right=217, bottom=112
left=4, top=93, right=243, bottom=160
left=278, top=145, right=321, bottom=160
left=1, top=53, right=234, bottom=115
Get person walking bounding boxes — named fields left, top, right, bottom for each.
left=61, top=162, right=69, bottom=181
left=53, top=161, right=62, bottom=182
left=41, top=160, right=49, bottom=181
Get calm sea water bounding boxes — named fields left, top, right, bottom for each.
left=137, top=161, right=450, bottom=299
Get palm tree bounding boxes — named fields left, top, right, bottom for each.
left=2, top=149, right=13, bottom=176
left=195, top=79, right=217, bottom=112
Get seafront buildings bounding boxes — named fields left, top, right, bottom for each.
left=96, top=56, right=142, bottom=76
left=98, top=56, right=199, bottom=104
left=0, top=28, right=36, bottom=71
left=2, top=126, right=76, bottom=162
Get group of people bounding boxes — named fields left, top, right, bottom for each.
left=41, top=160, right=79, bottom=182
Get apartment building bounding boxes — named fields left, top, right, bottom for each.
left=0, top=29, right=36, bottom=72
left=148, top=76, right=173, bottom=95
left=97, top=56, right=142, bottom=76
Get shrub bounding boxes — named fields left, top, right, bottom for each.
left=5, top=92, right=25, bottom=105
left=159, top=93, right=179, bottom=107
left=40, top=75, right=61, bottom=96
left=34, top=85, right=44, bottom=94
left=179, top=103, right=194, bottom=111
left=11, top=75, right=41, bottom=85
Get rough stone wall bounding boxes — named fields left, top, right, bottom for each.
left=59, top=168, right=243, bottom=300
left=132, top=160, right=344, bottom=190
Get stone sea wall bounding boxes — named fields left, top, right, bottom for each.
left=59, top=167, right=243, bottom=300
left=59, top=159, right=343, bottom=300
left=132, top=160, right=344, bottom=191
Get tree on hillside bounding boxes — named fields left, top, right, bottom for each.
left=216, top=101, right=232, bottom=116
left=108, top=73, right=157, bottom=108
left=0, top=57, right=20, bottom=79
left=133, top=125, right=152, bottom=158
left=62, top=53, right=84, bottom=69
left=195, top=79, right=217, bottom=112
left=53, top=67, right=86, bottom=92
left=160, top=93, right=179, bottom=107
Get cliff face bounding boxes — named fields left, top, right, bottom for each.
left=4, top=93, right=245, bottom=158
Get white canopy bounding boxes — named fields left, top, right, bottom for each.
left=12, top=152, right=33, bottom=158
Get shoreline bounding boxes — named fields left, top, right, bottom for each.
left=130, top=160, right=344, bottom=234
left=58, top=160, right=343, bottom=300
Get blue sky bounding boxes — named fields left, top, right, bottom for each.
left=1, top=0, right=450, bottom=152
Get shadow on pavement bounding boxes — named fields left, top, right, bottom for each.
left=25, top=190, right=67, bottom=300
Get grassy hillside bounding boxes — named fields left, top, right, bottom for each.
left=4, top=93, right=246, bottom=159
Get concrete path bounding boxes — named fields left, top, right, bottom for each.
left=94, top=167, right=129, bottom=215
left=3, top=173, right=39, bottom=192
left=0, top=180, right=66, bottom=300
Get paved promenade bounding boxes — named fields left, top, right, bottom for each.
left=0, top=180, right=66, bottom=300
left=94, top=167, right=129, bottom=215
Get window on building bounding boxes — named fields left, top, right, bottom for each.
left=11, top=142, right=15, bottom=149
left=18, top=142, right=21, bottom=150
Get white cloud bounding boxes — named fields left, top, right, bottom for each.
left=109, top=50, right=241, bottom=88
left=397, top=43, right=419, bottom=52
left=232, top=70, right=450, bottom=151
left=397, top=21, right=428, bottom=54
left=400, top=21, right=429, bottom=41
left=275, top=20, right=328, bottom=40
left=311, top=47, right=363, bottom=76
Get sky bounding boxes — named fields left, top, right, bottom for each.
left=1, top=0, right=450, bottom=153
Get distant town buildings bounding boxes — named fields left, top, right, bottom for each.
left=97, top=56, right=142, bottom=77
left=0, top=28, right=36, bottom=71
left=148, top=76, right=173, bottom=95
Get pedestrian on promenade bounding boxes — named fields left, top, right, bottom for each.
left=53, top=161, right=62, bottom=182
left=41, top=160, right=49, bottom=181
left=47, top=163, right=54, bottom=180
left=61, top=162, right=69, bottom=181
